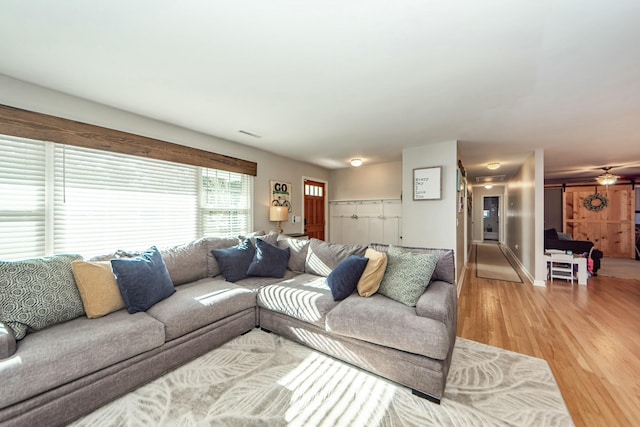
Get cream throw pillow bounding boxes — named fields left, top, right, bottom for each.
left=71, top=260, right=125, bottom=318
left=357, top=248, right=388, bottom=297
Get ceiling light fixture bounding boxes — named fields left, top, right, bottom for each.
left=487, top=162, right=501, bottom=170
left=350, top=159, right=363, bottom=167
left=484, top=184, right=494, bottom=189
left=596, top=167, right=619, bottom=186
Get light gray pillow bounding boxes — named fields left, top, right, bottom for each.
left=377, top=246, right=438, bottom=307
left=304, top=238, right=367, bottom=277
left=160, top=238, right=208, bottom=285
left=277, top=236, right=310, bottom=272
left=257, top=230, right=279, bottom=247
left=0, top=254, right=84, bottom=340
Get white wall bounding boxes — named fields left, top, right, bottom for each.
left=328, top=161, right=401, bottom=201
left=504, top=152, right=537, bottom=281
left=0, top=75, right=329, bottom=235
left=402, top=141, right=458, bottom=251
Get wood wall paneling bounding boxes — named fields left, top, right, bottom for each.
left=563, top=185, right=635, bottom=258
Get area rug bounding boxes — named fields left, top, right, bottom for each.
left=69, top=330, right=572, bottom=426
left=476, top=243, right=523, bottom=283
left=597, top=257, right=640, bottom=280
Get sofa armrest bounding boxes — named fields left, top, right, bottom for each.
left=415, top=281, right=457, bottom=325
left=0, top=322, right=17, bottom=359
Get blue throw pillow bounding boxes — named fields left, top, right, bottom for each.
left=110, top=246, right=176, bottom=314
left=326, top=255, right=369, bottom=301
left=247, top=238, right=291, bottom=278
left=211, top=239, right=255, bottom=282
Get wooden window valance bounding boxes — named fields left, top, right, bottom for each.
left=0, top=104, right=257, bottom=176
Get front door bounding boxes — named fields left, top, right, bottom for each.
left=304, top=180, right=325, bottom=240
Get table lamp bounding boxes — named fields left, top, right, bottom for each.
left=269, top=206, right=288, bottom=234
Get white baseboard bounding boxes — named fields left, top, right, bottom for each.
left=457, top=263, right=467, bottom=297
left=500, top=244, right=537, bottom=286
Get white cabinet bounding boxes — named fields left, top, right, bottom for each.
left=329, top=199, right=401, bottom=246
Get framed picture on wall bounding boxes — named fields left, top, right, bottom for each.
left=413, top=166, right=442, bottom=200
left=270, top=180, right=292, bottom=212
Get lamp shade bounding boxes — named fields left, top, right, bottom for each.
left=269, top=206, right=288, bottom=221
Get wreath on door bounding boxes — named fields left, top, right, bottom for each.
left=583, top=194, right=608, bottom=212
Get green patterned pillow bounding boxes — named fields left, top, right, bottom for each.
left=378, top=246, right=438, bottom=306
left=0, top=254, right=85, bottom=340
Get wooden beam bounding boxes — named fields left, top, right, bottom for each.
left=0, top=104, right=257, bottom=176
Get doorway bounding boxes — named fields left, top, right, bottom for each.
left=304, top=179, right=326, bottom=240
left=483, top=196, right=500, bottom=241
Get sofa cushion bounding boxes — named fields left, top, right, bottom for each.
left=327, top=256, right=369, bottom=301
left=415, top=280, right=457, bottom=326
left=160, top=238, right=209, bottom=285
left=304, top=238, right=367, bottom=277
left=211, top=239, right=256, bottom=283
left=71, top=260, right=125, bottom=318
left=257, top=230, right=279, bottom=246
left=203, top=236, right=242, bottom=277
left=257, top=274, right=340, bottom=327
left=325, top=293, right=451, bottom=360
left=0, top=310, right=165, bottom=411
left=369, top=243, right=455, bottom=285
left=378, top=246, right=438, bottom=307
left=357, top=248, right=388, bottom=297
left=544, top=228, right=559, bottom=241
left=111, top=246, right=176, bottom=314
left=277, top=236, right=310, bottom=272
left=247, top=239, right=290, bottom=278
left=233, top=270, right=300, bottom=291
left=0, top=322, right=16, bottom=359
left=146, top=278, right=256, bottom=341
left=0, top=254, right=84, bottom=340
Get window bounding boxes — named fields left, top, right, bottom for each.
left=0, top=136, right=46, bottom=260
left=305, top=182, right=323, bottom=197
left=0, top=135, right=253, bottom=260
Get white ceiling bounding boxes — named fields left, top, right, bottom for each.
left=1, top=1, right=639, bottom=184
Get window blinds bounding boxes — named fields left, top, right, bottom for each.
left=0, top=135, right=253, bottom=260
left=52, top=145, right=200, bottom=257
left=0, top=136, right=47, bottom=260
left=200, top=169, right=253, bottom=237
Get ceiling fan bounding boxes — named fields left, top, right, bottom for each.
left=595, top=166, right=619, bottom=186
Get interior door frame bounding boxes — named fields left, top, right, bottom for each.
left=302, top=176, right=329, bottom=239
left=481, top=195, right=503, bottom=243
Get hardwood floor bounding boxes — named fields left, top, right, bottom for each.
left=457, top=245, right=640, bottom=427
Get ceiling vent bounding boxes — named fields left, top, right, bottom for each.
left=237, top=130, right=262, bottom=138
left=476, top=175, right=506, bottom=183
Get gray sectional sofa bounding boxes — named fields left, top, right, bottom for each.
left=0, top=233, right=457, bottom=427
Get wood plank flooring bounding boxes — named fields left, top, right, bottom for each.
left=458, top=245, right=640, bottom=427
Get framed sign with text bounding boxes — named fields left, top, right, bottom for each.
left=413, top=166, right=442, bottom=200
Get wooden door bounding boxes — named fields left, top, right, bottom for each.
left=564, top=185, right=635, bottom=258
left=304, top=180, right=325, bottom=240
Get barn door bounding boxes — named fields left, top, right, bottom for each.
left=304, top=180, right=325, bottom=240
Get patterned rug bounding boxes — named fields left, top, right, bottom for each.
left=70, top=330, right=573, bottom=426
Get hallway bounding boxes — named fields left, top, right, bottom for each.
left=457, top=246, right=640, bottom=427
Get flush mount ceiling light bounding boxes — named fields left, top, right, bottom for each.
left=350, top=159, right=363, bottom=167
left=596, top=167, right=619, bottom=186
left=486, top=162, right=501, bottom=170
left=484, top=184, right=494, bottom=189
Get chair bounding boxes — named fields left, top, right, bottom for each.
left=549, top=252, right=577, bottom=284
